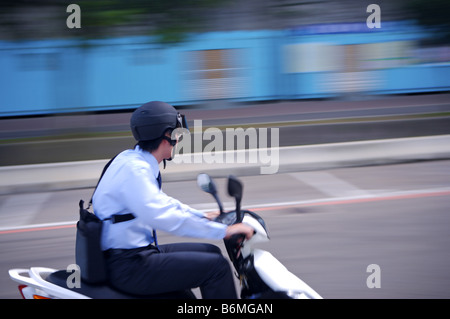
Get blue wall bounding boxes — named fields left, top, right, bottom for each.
left=1, top=24, right=448, bottom=117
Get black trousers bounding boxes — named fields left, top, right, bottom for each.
left=104, top=242, right=237, bottom=299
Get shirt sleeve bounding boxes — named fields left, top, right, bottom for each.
left=123, top=164, right=227, bottom=240
left=170, top=197, right=207, bottom=218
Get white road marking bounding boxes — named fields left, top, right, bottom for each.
left=0, top=193, right=52, bottom=228
left=289, top=171, right=371, bottom=198
left=1, top=187, right=449, bottom=234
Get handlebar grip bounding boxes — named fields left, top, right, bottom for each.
left=230, top=233, right=246, bottom=243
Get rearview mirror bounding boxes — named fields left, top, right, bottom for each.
left=197, top=173, right=217, bottom=195
left=227, top=175, right=242, bottom=202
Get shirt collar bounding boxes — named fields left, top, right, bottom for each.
left=135, top=145, right=160, bottom=180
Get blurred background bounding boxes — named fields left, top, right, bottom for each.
left=0, top=0, right=449, bottom=117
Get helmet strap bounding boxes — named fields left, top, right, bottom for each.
left=163, top=158, right=172, bottom=169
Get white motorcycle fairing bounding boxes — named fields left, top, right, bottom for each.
left=9, top=267, right=89, bottom=299
left=252, top=250, right=322, bottom=299
left=240, top=214, right=322, bottom=299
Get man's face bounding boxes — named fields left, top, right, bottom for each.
left=163, top=131, right=179, bottom=160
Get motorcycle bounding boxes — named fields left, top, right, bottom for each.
left=9, top=174, right=322, bottom=299
left=197, top=174, right=322, bottom=299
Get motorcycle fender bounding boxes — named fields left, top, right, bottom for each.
left=252, top=249, right=322, bottom=299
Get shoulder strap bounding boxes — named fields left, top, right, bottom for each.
left=89, top=155, right=117, bottom=207
left=88, top=154, right=136, bottom=224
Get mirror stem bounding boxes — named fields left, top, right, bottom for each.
left=236, top=200, right=242, bottom=222
left=214, top=194, right=224, bottom=214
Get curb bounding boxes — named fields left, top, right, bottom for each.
left=1, top=135, right=450, bottom=195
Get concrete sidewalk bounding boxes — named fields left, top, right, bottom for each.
left=1, top=134, right=449, bottom=195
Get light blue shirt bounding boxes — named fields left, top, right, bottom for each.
left=92, top=146, right=227, bottom=251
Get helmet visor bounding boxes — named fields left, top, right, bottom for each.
left=177, top=113, right=189, bottom=130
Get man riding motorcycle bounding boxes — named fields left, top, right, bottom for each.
left=92, top=101, right=254, bottom=298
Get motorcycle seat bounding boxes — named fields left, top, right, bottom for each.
left=47, top=270, right=195, bottom=299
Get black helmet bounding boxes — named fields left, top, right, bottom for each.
left=130, top=101, right=188, bottom=141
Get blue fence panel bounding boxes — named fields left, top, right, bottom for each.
left=0, top=23, right=449, bottom=117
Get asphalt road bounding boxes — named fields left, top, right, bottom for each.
left=1, top=160, right=449, bottom=299
left=1, top=93, right=450, bottom=166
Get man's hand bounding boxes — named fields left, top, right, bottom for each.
left=225, top=223, right=254, bottom=240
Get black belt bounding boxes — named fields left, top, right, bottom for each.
left=103, top=248, right=129, bottom=258
left=104, top=244, right=159, bottom=258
